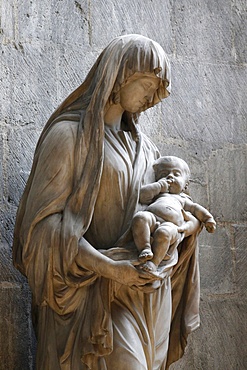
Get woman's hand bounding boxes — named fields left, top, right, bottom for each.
left=110, top=260, right=159, bottom=288
left=178, top=209, right=201, bottom=237
left=76, top=237, right=161, bottom=291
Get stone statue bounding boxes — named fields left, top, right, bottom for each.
left=132, top=156, right=216, bottom=272
left=13, top=34, right=204, bottom=369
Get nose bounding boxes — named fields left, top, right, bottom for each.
left=166, top=174, right=174, bottom=183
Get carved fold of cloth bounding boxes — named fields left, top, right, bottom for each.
left=13, top=118, right=200, bottom=369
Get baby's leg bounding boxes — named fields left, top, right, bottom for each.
left=131, top=211, right=157, bottom=261
left=141, top=223, right=179, bottom=272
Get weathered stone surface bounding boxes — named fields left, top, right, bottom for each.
left=170, top=297, right=247, bottom=370
left=159, top=61, right=247, bottom=156
left=172, top=0, right=234, bottom=63
left=231, top=0, right=247, bottom=63
left=0, top=284, right=35, bottom=370
left=6, top=125, right=42, bottom=203
left=1, top=0, right=91, bottom=47
left=0, top=245, right=35, bottom=370
left=233, top=224, right=247, bottom=295
left=0, top=133, right=5, bottom=210
left=199, top=225, right=235, bottom=294
left=89, top=0, right=174, bottom=51
left=208, top=146, right=247, bottom=222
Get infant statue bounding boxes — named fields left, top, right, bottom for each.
left=132, top=156, right=216, bottom=272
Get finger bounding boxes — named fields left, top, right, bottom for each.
left=130, top=263, right=161, bottom=280
left=139, top=270, right=162, bottom=281
left=131, top=279, right=151, bottom=288
left=131, top=259, right=142, bottom=266
left=138, top=273, right=157, bottom=281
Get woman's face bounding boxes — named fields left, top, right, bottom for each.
left=119, top=73, right=161, bottom=113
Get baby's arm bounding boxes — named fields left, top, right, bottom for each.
left=183, top=198, right=216, bottom=233
left=139, top=178, right=169, bottom=204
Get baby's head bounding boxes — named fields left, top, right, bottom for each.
left=153, top=156, right=190, bottom=194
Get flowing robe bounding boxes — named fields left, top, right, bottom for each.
left=13, top=119, right=200, bottom=370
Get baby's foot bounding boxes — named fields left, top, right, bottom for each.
left=139, top=260, right=157, bottom=272
left=139, top=248, right=153, bottom=262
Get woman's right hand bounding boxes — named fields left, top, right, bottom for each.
left=76, top=237, right=160, bottom=290
left=110, top=260, right=159, bottom=288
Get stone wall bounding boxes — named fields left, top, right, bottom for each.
left=0, top=0, right=246, bottom=369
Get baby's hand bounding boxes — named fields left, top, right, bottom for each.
left=139, top=184, right=158, bottom=204
left=205, top=219, right=216, bottom=233
left=157, top=178, right=170, bottom=193
left=139, top=180, right=170, bottom=204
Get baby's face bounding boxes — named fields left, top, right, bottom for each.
left=158, top=162, right=188, bottom=194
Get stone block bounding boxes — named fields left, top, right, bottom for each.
left=0, top=42, right=57, bottom=128
left=160, top=61, right=247, bottom=158
left=1, top=0, right=91, bottom=47
left=0, top=284, right=35, bottom=370
left=170, top=297, right=247, bottom=370
left=208, top=146, right=247, bottom=222
left=231, top=0, right=247, bottom=63
left=232, top=224, right=247, bottom=295
left=0, top=244, right=26, bottom=287
left=235, top=247, right=247, bottom=296
left=0, top=131, right=4, bottom=202
left=1, top=124, right=41, bottom=246
left=0, top=202, right=17, bottom=247
left=233, top=224, right=247, bottom=251
left=5, top=125, right=40, bottom=205
left=171, top=0, right=234, bottom=63
left=199, top=224, right=235, bottom=294
left=0, top=244, right=35, bottom=370
left=90, top=1, right=173, bottom=52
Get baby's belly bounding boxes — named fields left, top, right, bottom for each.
left=147, top=203, right=184, bottom=226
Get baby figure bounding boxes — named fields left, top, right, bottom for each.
left=132, top=156, right=216, bottom=272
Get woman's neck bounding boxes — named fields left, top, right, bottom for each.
left=104, top=103, right=124, bottom=129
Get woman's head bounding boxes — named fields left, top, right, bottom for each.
left=105, top=34, right=171, bottom=112
left=50, top=34, right=171, bottom=120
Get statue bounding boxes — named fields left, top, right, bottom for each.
left=132, top=156, right=216, bottom=272
left=13, top=34, right=205, bottom=369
